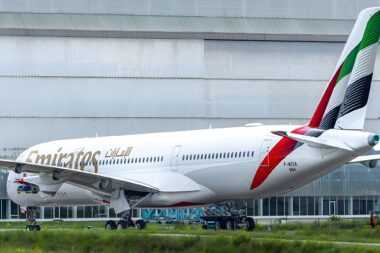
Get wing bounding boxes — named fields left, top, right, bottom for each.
left=0, top=159, right=159, bottom=196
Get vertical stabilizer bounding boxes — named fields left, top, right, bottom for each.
left=308, top=7, right=380, bottom=130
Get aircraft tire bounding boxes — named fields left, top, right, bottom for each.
left=135, top=220, right=146, bottom=230
left=245, top=217, right=255, bottom=231
left=105, top=220, right=116, bottom=230
left=226, top=219, right=233, bottom=230
left=117, top=220, right=128, bottom=230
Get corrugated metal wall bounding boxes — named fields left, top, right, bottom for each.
left=0, top=0, right=379, bottom=20
left=0, top=37, right=379, bottom=147
left=5, top=37, right=380, bottom=80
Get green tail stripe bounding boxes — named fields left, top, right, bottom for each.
left=335, top=10, right=380, bottom=85
left=359, top=11, right=380, bottom=50
left=336, top=44, right=360, bottom=84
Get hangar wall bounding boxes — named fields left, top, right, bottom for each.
left=1, top=0, right=380, bottom=219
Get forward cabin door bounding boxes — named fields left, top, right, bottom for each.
left=170, top=145, right=182, bottom=171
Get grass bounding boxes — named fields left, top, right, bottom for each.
left=0, top=230, right=379, bottom=253
left=1, top=219, right=380, bottom=252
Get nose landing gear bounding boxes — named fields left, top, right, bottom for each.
left=24, top=207, right=41, bottom=231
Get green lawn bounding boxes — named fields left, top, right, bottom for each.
left=0, top=230, right=379, bottom=253
left=1, top=219, right=380, bottom=252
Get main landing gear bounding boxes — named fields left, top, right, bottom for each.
left=105, top=211, right=146, bottom=230
left=202, top=215, right=255, bottom=231
left=201, top=202, right=255, bottom=231
left=25, top=207, right=41, bottom=231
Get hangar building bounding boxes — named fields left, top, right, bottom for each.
left=1, top=0, right=380, bottom=220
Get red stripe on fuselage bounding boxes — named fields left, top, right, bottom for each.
left=250, top=126, right=309, bottom=190
left=250, top=63, right=342, bottom=190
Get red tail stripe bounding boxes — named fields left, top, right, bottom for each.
left=308, top=66, right=342, bottom=128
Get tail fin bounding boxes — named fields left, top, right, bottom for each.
left=308, top=7, right=380, bottom=130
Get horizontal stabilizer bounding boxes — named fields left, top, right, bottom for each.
left=271, top=130, right=353, bottom=151
left=349, top=154, right=380, bottom=163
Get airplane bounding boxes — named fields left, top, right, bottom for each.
left=3, top=7, right=380, bottom=231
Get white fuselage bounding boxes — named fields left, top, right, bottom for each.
left=6, top=125, right=374, bottom=209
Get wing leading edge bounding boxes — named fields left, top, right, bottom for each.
left=0, top=159, right=159, bottom=196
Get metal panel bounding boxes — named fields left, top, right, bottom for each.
left=6, top=37, right=380, bottom=82
left=0, top=0, right=378, bottom=20
left=0, top=13, right=353, bottom=40
left=0, top=37, right=203, bottom=78
left=1, top=77, right=380, bottom=120
left=205, top=40, right=380, bottom=81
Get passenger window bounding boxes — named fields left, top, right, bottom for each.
left=235, top=152, right=238, bottom=158
left=215, top=153, right=218, bottom=159
left=251, top=151, right=254, bottom=157
left=197, top=154, right=200, bottom=160
left=161, top=156, right=163, bottom=162
left=211, top=154, right=214, bottom=159
left=239, top=152, right=241, bottom=157
left=243, top=152, right=245, bottom=157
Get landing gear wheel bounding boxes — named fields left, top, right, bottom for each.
left=244, top=217, right=255, bottom=231
left=214, top=220, right=221, bottom=230
left=135, top=220, right=146, bottom=230
left=105, top=220, right=116, bottom=230
left=117, top=220, right=128, bottom=230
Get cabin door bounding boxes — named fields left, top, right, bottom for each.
left=170, top=145, right=182, bottom=171
left=260, top=139, right=272, bottom=167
